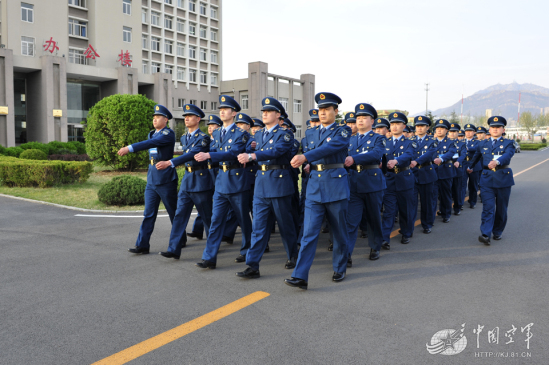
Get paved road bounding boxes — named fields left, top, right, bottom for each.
left=1, top=149, right=548, bottom=364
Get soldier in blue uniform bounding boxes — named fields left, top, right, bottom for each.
left=285, top=92, right=350, bottom=289
left=193, top=95, right=252, bottom=268
left=475, top=126, right=488, bottom=201
left=448, top=124, right=467, bottom=215
left=155, top=104, right=213, bottom=259
left=469, top=116, right=515, bottom=245
left=409, top=116, right=438, bottom=234
left=462, top=124, right=482, bottom=209
left=432, top=119, right=457, bottom=223
left=235, top=97, right=300, bottom=278
left=374, top=118, right=390, bottom=138
left=118, top=104, right=178, bottom=255
left=458, top=130, right=465, bottom=141
left=344, top=103, right=386, bottom=266
left=380, top=112, right=416, bottom=249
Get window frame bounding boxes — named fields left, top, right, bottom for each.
left=123, top=26, right=132, bottom=43
left=176, top=18, right=185, bottom=33
left=189, top=69, right=197, bottom=83
left=177, top=67, right=185, bottom=81
left=68, top=47, right=87, bottom=65
left=151, top=11, right=161, bottom=27
left=123, top=0, right=132, bottom=15
left=199, top=2, right=207, bottom=16
left=151, top=62, right=161, bottom=74
left=68, top=18, right=88, bottom=38
left=21, top=3, right=34, bottom=23
left=189, top=0, right=196, bottom=12
left=177, top=42, right=185, bottom=57
left=165, top=40, right=173, bottom=54
left=164, top=15, right=173, bottom=29
left=142, top=34, right=148, bottom=49
left=151, top=36, right=161, bottom=52
left=294, top=99, right=302, bottom=113
left=241, top=94, right=249, bottom=110
left=189, top=45, right=196, bottom=59
left=142, top=60, right=149, bottom=74
left=211, top=73, right=218, bottom=86
left=210, top=51, right=218, bottom=64
left=21, top=36, right=35, bottom=56
left=199, top=48, right=207, bottom=61
left=200, top=71, right=207, bottom=85
left=200, top=100, right=207, bottom=110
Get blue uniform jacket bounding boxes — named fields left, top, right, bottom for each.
left=434, top=137, right=458, bottom=180
left=209, top=125, right=251, bottom=194
left=412, top=135, right=438, bottom=184
left=244, top=136, right=258, bottom=190
left=131, top=128, right=177, bottom=185
left=253, top=126, right=295, bottom=198
left=304, top=125, right=351, bottom=203
left=464, top=139, right=483, bottom=172
left=470, top=137, right=516, bottom=188
left=347, top=131, right=386, bottom=193
left=171, top=130, right=213, bottom=193
left=453, top=139, right=467, bottom=176
left=383, top=136, right=415, bottom=191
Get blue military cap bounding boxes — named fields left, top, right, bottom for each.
left=153, top=104, right=173, bottom=120
left=344, top=112, right=357, bottom=123
left=374, top=117, right=390, bottom=129
left=261, top=97, right=285, bottom=114
left=488, top=116, right=507, bottom=127
left=464, top=123, right=476, bottom=131
left=306, top=120, right=311, bottom=127
left=486, top=130, right=491, bottom=136
left=315, top=92, right=342, bottom=109
left=207, top=115, right=222, bottom=126
left=389, top=112, right=408, bottom=124
left=309, top=109, right=320, bottom=121
left=236, top=112, right=253, bottom=125
left=282, top=118, right=296, bottom=133
left=279, top=110, right=289, bottom=120
left=434, top=119, right=450, bottom=129
left=354, top=103, right=377, bottom=119
left=414, top=115, right=431, bottom=126
left=219, top=95, right=241, bottom=112
left=458, top=130, right=465, bottom=137
left=252, top=118, right=265, bottom=128
left=476, top=126, right=488, bottom=134
left=404, top=125, right=411, bottom=133
left=182, top=104, right=205, bottom=118
left=409, top=125, right=416, bottom=133
left=449, top=123, right=461, bottom=132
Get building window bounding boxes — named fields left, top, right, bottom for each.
left=199, top=26, right=207, bottom=38
left=142, top=61, right=149, bottom=74
left=177, top=67, right=185, bottom=80
left=21, top=36, right=34, bottom=56
left=151, top=62, right=161, bottom=73
left=200, top=71, right=207, bottom=84
left=200, top=48, right=207, bottom=61
left=123, top=27, right=132, bottom=43
left=190, top=99, right=197, bottom=106
left=164, top=0, right=173, bottom=4
left=200, top=2, right=207, bottom=15
left=142, top=34, right=148, bottom=49
left=211, top=101, right=217, bottom=110
left=280, top=97, right=288, bottom=110
left=178, top=98, right=186, bottom=108
left=177, top=18, right=185, bottom=32
left=68, top=48, right=86, bottom=64
left=151, top=11, right=160, bottom=26
left=142, top=8, right=147, bottom=23
left=241, top=94, right=249, bottom=110
left=151, top=37, right=160, bottom=51
left=189, top=0, right=196, bottom=12
left=165, top=40, right=173, bottom=54
left=211, top=51, right=218, bottom=63
left=189, top=23, right=196, bottom=36
left=201, top=100, right=207, bottom=110
left=189, top=69, right=197, bottom=83
left=295, top=125, right=302, bottom=139
left=69, top=0, right=86, bottom=8
left=21, top=3, right=34, bottom=23
left=177, top=0, right=184, bottom=8
left=123, top=0, right=131, bottom=15
left=177, top=42, right=185, bottom=56
left=211, top=6, right=218, bottom=19
left=165, top=65, right=173, bottom=74
left=211, top=29, right=218, bottom=42
left=69, top=19, right=87, bottom=37
left=294, top=100, right=302, bottom=113
left=211, top=73, right=218, bottom=86
left=164, top=15, right=173, bottom=29
left=189, top=45, right=196, bottom=59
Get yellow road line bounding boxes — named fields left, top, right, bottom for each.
left=92, top=291, right=270, bottom=365
left=514, top=157, right=549, bottom=177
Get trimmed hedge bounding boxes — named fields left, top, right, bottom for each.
left=20, top=149, right=48, bottom=160
left=48, top=154, right=91, bottom=161
left=0, top=156, right=93, bottom=187
left=3, top=147, right=24, bottom=158
left=20, top=142, right=50, bottom=155
left=97, top=175, right=147, bottom=205
left=519, top=143, right=547, bottom=151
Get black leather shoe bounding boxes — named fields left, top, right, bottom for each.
left=478, top=235, right=491, bottom=246
left=443, top=218, right=450, bottom=223
left=235, top=254, right=246, bottom=263
left=369, top=249, right=380, bottom=260
left=332, top=272, right=346, bottom=282
left=221, top=236, right=234, bottom=244
left=401, top=236, right=410, bottom=244
left=264, top=244, right=270, bottom=253
left=159, top=251, right=180, bottom=260
left=195, top=260, right=216, bottom=269
left=346, top=257, right=352, bottom=268
left=236, top=267, right=260, bottom=279
left=360, top=231, right=368, bottom=238
left=284, top=277, right=308, bottom=289
left=128, top=247, right=149, bottom=254
left=399, top=229, right=413, bottom=238
left=460, top=207, right=464, bottom=211
left=186, top=232, right=203, bottom=240
left=437, top=211, right=442, bottom=216
left=493, top=234, right=502, bottom=240
left=454, top=211, right=461, bottom=216
left=382, top=241, right=390, bottom=250
left=328, top=242, right=333, bottom=251
left=285, top=256, right=297, bottom=269
left=423, top=228, right=432, bottom=234
left=470, top=205, right=476, bottom=209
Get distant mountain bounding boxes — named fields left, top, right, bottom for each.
left=417, top=82, right=549, bottom=121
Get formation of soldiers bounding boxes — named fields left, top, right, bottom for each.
left=118, top=92, right=516, bottom=290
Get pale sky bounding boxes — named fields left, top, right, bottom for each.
left=222, top=0, right=549, bottom=115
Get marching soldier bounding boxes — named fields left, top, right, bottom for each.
left=432, top=119, right=457, bottom=223
left=118, top=104, right=178, bottom=255
left=469, top=116, right=516, bottom=245
left=462, top=124, right=482, bottom=209
left=449, top=124, right=467, bottom=215
left=374, top=118, right=391, bottom=137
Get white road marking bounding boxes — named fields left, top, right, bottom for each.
left=75, top=213, right=197, bottom=218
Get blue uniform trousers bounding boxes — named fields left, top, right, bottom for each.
left=414, top=182, right=436, bottom=230
left=192, top=212, right=204, bottom=234
left=245, top=195, right=299, bottom=270
left=434, top=178, right=453, bottom=219
left=202, top=190, right=252, bottom=263
left=167, top=190, right=213, bottom=256
left=135, top=181, right=178, bottom=248
left=467, top=170, right=480, bottom=206
left=381, top=188, right=415, bottom=241
left=480, top=185, right=511, bottom=237
left=346, top=191, right=383, bottom=256
left=292, top=199, right=349, bottom=281
left=452, top=174, right=464, bottom=213
left=223, top=187, right=254, bottom=239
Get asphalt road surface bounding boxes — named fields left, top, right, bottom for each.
left=1, top=148, right=548, bottom=365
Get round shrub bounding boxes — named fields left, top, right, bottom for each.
left=19, top=149, right=48, bottom=160
left=20, top=142, right=50, bottom=156
left=0, top=145, right=6, bottom=156
left=67, top=141, right=86, bottom=155
left=4, top=147, right=24, bottom=158
left=54, top=148, right=78, bottom=155
left=97, top=175, right=147, bottom=206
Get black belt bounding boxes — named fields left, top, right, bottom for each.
left=417, top=162, right=432, bottom=169
left=387, top=165, right=410, bottom=174
left=310, top=163, right=344, bottom=171
left=220, top=163, right=245, bottom=172
left=208, top=162, right=219, bottom=169
left=185, top=165, right=210, bottom=173
left=483, top=165, right=509, bottom=171
left=150, top=159, right=165, bottom=165
left=349, top=164, right=378, bottom=172
left=259, top=164, right=287, bottom=171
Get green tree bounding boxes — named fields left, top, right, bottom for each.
left=84, top=94, right=157, bottom=171
left=519, top=111, right=537, bottom=141
left=449, top=110, right=460, bottom=126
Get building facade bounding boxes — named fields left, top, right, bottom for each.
left=0, top=0, right=221, bottom=147
left=220, top=62, right=314, bottom=139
